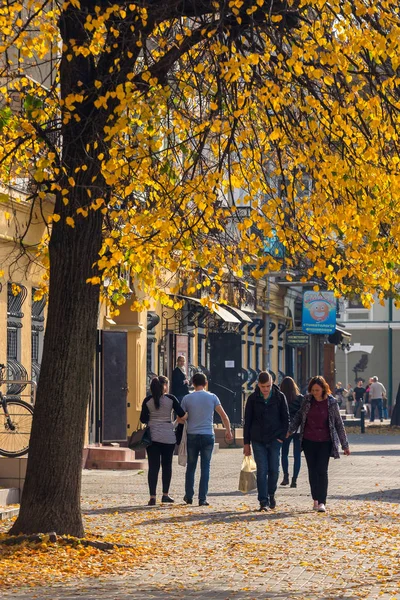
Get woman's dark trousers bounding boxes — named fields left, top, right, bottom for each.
left=146, top=442, right=176, bottom=496
left=302, top=439, right=332, bottom=504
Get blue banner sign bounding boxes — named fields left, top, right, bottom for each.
left=302, top=291, right=336, bottom=335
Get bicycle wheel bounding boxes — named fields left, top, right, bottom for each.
left=0, top=399, right=34, bottom=458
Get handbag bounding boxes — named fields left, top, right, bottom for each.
left=128, top=424, right=152, bottom=450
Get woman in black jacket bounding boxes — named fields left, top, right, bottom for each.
left=279, top=377, right=303, bottom=488
left=243, top=371, right=289, bottom=511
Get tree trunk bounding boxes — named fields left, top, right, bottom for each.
left=10, top=201, right=103, bottom=536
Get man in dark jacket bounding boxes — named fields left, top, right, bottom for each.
left=244, top=371, right=289, bottom=511
left=171, top=356, right=190, bottom=403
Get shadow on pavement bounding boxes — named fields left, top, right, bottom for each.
left=0, top=582, right=365, bottom=600
left=84, top=506, right=312, bottom=527
left=330, top=488, right=400, bottom=504
left=347, top=449, right=400, bottom=456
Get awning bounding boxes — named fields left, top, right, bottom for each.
left=328, top=325, right=352, bottom=345
left=336, top=325, right=352, bottom=338
left=212, top=304, right=241, bottom=324
left=170, top=294, right=240, bottom=323
left=222, top=305, right=253, bottom=323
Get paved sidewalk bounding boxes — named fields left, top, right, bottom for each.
left=2, top=433, right=400, bottom=599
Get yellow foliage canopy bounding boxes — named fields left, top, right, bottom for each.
left=0, top=0, right=399, bottom=309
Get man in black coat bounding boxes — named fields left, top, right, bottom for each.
left=244, top=371, right=289, bottom=511
left=171, top=355, right=190, bottom=403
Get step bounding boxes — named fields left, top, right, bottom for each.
left=85, top=459, right=146, bottom=470
left=85, top=447, right=137, bottom=463
left=0, top=487, right=19, bottom=505
left=0, top=506, right=19, bottom=521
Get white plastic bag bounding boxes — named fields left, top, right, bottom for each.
left=238, top=455, right=257, bottom=493
left=178, top=422, right=187, bottom=466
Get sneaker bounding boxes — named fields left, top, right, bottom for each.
left=290, top=478, right=297, bottom=488
left=313, top=501, right=319, bottom=511
left=161, top=495, right=174, bottom=503
left=183, top=495, right=193, bottom=505
left=269, top=495, right=276, bottom=509
left=258, top=501, right=268, bottom=511
left=280, top=474, right=289, bottom=486
left=148, top=498, right=156, bottom=506
left=317, top=503, right=326, bottom=513
left=199, top=500, right=209, bottom=507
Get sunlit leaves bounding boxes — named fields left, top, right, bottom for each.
left=0, top=0, right=399, bottom=311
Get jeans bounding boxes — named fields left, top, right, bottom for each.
left=146, top=442, right=176, bottom=496
left=370, top=398, right=383, bottom=422
left=185, top=434, right=215, bottom=502
left=302, top=439, right=332, bottom=504
left=281, top=433, right=301, bottom=480
left=252, top=439, right=282, bottom=504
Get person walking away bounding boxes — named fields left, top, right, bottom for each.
left=279, top=377, right=303, bottom=489
left=243, top=371, right=289, bottom=511
left=369, top=376, right=386, bottom=422
left=353, top=380, right=366, bottom=418
left=180, top=372, right=233, bottom=506
left=140, top=375, right=186, bottom=506
left=171, top=355, right=190, bottom=403
left=288, top=376, right=350, bottom=513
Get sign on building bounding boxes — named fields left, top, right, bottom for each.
left=286, top=331, right=309, bottom=347
left=302, top=291, right=336, bottom=335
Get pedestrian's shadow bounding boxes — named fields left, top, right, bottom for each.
left=84, top=506, right=310, bottom=525
left=329, top=488, right=400, bottom=504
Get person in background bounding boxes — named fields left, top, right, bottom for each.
left=343, top=384, right=354, bottom=415
left=180, top=372, right=233, bottom=506
left=334, top=382, right=345, bottom=409
left=382, top=395, right=389, bottom=420
left=244, top=371, right=289, bottom=511
left=279, top=377, right=303, bottom=489
left=288, top=376, right=350, bottom=513
left=369, top=376, right=386, bottom=423
left=353, top=380, right=366, bottom=418
left=171, top=355, right=190, bottom=403
left=140, top=376, right=186, bottom=506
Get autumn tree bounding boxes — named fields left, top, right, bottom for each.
left=0, top=0, right=399, bottom=536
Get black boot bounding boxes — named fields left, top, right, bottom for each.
left=280, top=474, right=289, bottom=486
left=269, top=495, right=276, bottom=509
left=290, top=478, right=297, bottom=488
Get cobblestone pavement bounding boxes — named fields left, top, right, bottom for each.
left=2, top=433, right=400, bottom=600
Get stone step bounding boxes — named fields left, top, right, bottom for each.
left=85, top=459, right=146, bottom=470
left=215, top=427, right=244, bottom=448
left=85, top=447, right=137, bottom=463
left=0, top=506, right=19, bottom=521
left=0, top=487, right=19, bottom=505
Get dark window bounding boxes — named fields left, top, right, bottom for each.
left=348, top=297, right=366, bottom=309
left=32, top=331, right=39, bottom=362
left=7, top=328, right=18, bottom=360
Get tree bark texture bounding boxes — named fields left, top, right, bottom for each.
left=9, top=202, right=103, bottom=536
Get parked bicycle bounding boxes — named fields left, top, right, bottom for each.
left=0, top=363, right=34, bottom=457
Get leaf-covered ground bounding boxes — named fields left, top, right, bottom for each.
left=1, top=434, right=399, bottom=599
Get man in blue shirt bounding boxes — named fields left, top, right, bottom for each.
left=180, top=372, right=233, bottom=506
